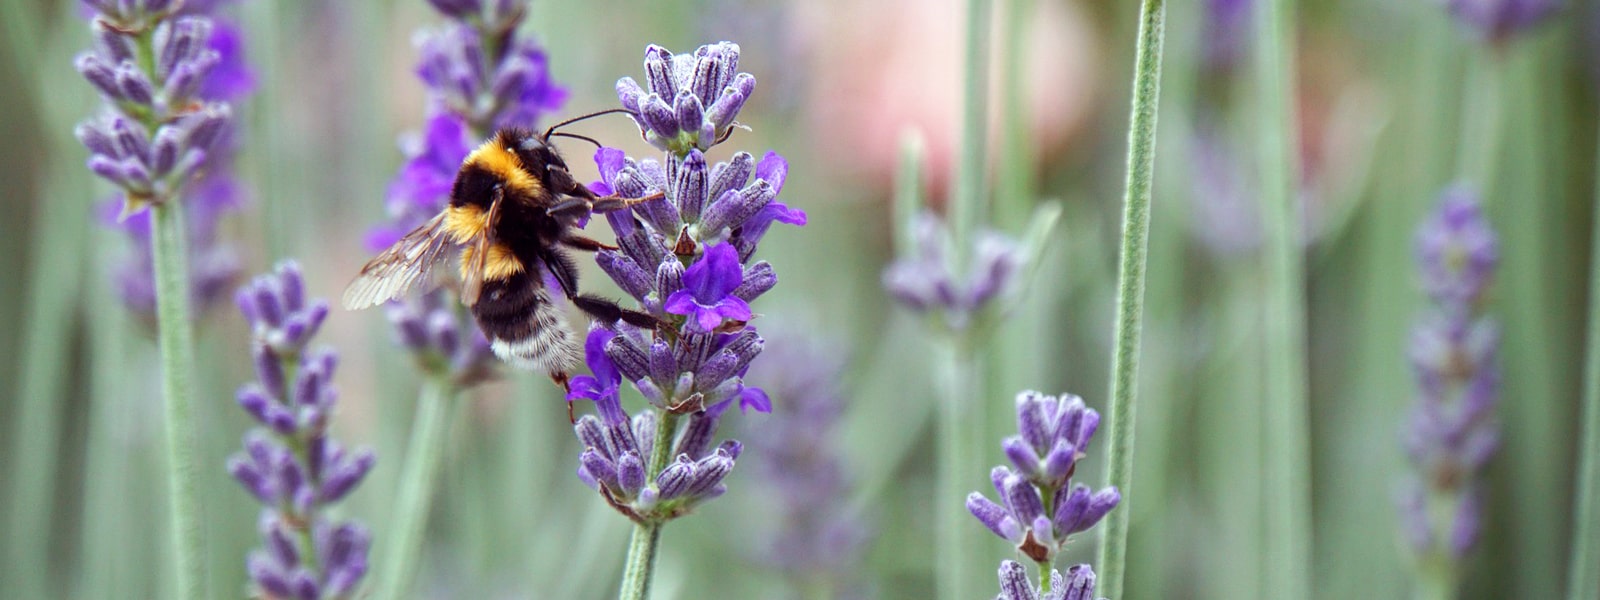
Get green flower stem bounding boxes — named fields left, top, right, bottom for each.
left=936, top=334, right=985, bottom=600
left=1255, top=0, right=1312, bottom=597
left=1093, top=0, right=1166, bottom=596
left=951, top=0, right=992, bottom=262
left=1566, top=116, right=1600, bottom=600
left=995, top=0, right=1035, bottom=229
left=893, top=133, right=926, bottom=258
left=150, top=199, right=209, bottom=600
left=618, top=412, right=681, bottom=600
left=378, top=378, right=459, bottom=600
left=1456, top=50, right=1503, bottom=193
left=1414, top=556, right=1460, bottom=600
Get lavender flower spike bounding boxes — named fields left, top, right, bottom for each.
left=231, top=263, right=374, bottom=600
left=995, top=561, right=1106, bottom=600
left=1398, top=185, right=1501, bottom=572
left=970, top=391, right=1120, bottom=563
left=571, top=41, right=797, bottom=599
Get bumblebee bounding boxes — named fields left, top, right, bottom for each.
left=343, top=112, right=660, bottom=381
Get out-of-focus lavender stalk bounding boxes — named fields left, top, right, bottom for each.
left=566, top=42, right=801, bottom=599
left=231, top=263, right=375, bottom=600
left=740, top=332, right=871, bottom=595
left=371, top=1, right=566, bottom=596
left=1400, top=187, right=1500, bottom=600
left=1408, top=197, right=1496, bottom=571
left=72, top=2, right=252, bottom=595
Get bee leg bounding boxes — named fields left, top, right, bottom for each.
left=560, top=231, right=618, bottom=252
left=591, top=191, right=665, bottom=213
left=573, top=294, right=665, bottom=330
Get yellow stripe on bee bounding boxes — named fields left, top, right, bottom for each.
left=460, top=243, right=525, bottom=281
left=465, top=140, right=543, bottom=198
left=444, top=204, right=488, bottom=244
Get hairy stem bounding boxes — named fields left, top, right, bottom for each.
left=1094, top=0, right=1166, bottom=596
left=618, top=412, right=680, bottom=600
left=151, top=199, right=208, bottom=600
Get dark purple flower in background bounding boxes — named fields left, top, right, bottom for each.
left=1398, top=185, right=1500, bottom=562
left=570, top=42, right=800, bottom=524
left=384, top=290, right=499, bottom=387
left=739, top=331, right=872, bottom=589
left=883, top=211, right=1023, bottom=331
left=1202, top=0, right=1252, bottom=72
left=230, top=263, right=374, bottom=600
left=1442, top=0, right=1561, bottom=44
left=968, top=391, right=1120, bottom=564
left=77, top=0, right=252, bottom=323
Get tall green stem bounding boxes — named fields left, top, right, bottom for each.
left=936, top=336, right=984, bottom=600
left=1566, top=116, right=1600, bottom=600
left=951, top=0, right=992, bottom=261
left=1255, top=0, right=1312, bottom=597
left=1094, top=0, right=1166, bottom=596
left=150, top=200, right=208, bottom=600
left=618, top=412, right=680, bottom=600
left=378, top=379, right=458, bottom=600
left=1456, top=51, right=1503, bottom=193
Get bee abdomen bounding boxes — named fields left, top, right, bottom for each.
left=471, top=271, right=580, bottom=375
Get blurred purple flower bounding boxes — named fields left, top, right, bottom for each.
left=230, top=263, right=374, bottom=600
left=1443, top=0, right=1561, bottom=43
left=1398, top=185, right=1500, bottom=562
left=883, top=211, right=1023, bottom=331
left=384, top=290, right=499, bottom=387
left=1202, top=0, right=1252, bottom=72
left=740, top=331, right=872, bottom=587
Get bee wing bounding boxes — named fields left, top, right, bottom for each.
left=342, top=212, right=454, bottom=310
left=459, top=188, right=504, bottom=307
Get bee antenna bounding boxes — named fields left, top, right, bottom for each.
left=548, top=131, right=604, bottom=149
left=542, top=108, right=636, bottom=140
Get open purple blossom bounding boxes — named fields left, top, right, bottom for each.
left=229, top=263, right=374, bottom=599
left=664, top=243, right=752, bottom=332
left=78, top=2, right=252, bottom=322
left=884, top=211, right=1024, bottom=331
left=570, top=42, right=796, bottom=526
left=370, top=0, right=565, bottom=377
left=1399, top=185, right=1500, bottom=562
left=969, top=391, right=1120, bottom=564
left=1442, top=0, right=1561, bottom=44
left=995, top=561, right=1103, bottom=600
